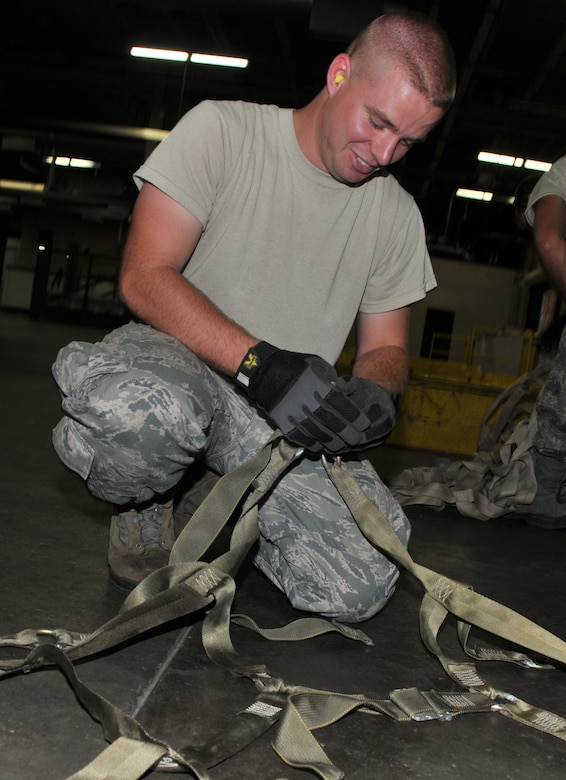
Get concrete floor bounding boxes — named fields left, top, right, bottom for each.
left=1, top=309, right=566, bottom=779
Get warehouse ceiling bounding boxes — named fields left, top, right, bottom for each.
left=1, top=0, right=565, bottom=267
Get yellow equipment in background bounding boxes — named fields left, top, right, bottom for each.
left=337, top=328, right=539, bottom=456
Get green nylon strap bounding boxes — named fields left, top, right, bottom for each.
left=3, top=435, right=566, bottom=780
left=24, top=643, right=209, bottom=780
left=169, top=433, right=285, bottom=565
left=271, top=685, right=497, bottom=780
left=457, top=620, right=554, bottom=669
left=0, top=581, right=209, bottom=677
left=66, top=737, right=169, bottom=780
left=230, top=614, right=372, bottom=645
left=422, top=589, right=566, bottom=735
left=0, top=568, right=215, bottom=677
left=322, top=455, right=566, bottom=763
left=156, top=690, right=288, bottom=773
left=0, top=436, right=289, bottom=677
left=325, top=456, right=566, bottom=667
left=418, top=591, right=566, bottom=745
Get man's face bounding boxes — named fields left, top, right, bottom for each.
left=318, top=59, right=445, bottom=185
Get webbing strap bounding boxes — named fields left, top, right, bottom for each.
left=323, top=457, right=566, bottom=758
left=457, top=620, right=553, bottom=669
left=169, top=432, right=285, bottom=566
left=417, top=592, right=566, bottom=743
left=271, top=686, right=496, bottom=780
left=22, top=643, right=208, bottom=779
left=66, top=737, right=168, bottom=780
left=155, top=691, right=288, bottom=773
left=231, top=614, right=372, bottom=645
left=0, top=436, right=354, bottom=778
left=325, top=456, right=566, bottom=666
left=0, top=436, right=286, bottom=677
left=2, top=436, right=566, bottom=779
left=0, top=566, right=215, bottom=676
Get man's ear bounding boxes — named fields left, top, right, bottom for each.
left=327, top=53, right=351, bottom=93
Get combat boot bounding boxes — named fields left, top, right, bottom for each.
left=173, top=466, right=220, bottom=535
left=108, top=499, right=175, bottom=591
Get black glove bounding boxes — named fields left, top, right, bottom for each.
left=334, top=375, right=397, bottom=449
left=234, top=342, right=371, bottom=453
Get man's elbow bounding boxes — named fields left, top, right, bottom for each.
left=117, top=271, right=128, bottom=306
left=535, top=234, right=564, bottom=267
left=118, top=265, right=138, bottom=311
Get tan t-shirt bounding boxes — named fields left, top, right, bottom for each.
left=526, top=156, right=566, bottom=228
left=135, top=100, right=436, bottom=364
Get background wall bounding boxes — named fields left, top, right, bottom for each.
left=408, top=257, right=524, bottom=359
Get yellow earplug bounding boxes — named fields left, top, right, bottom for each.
left=335, top=73, right=345, bottom=84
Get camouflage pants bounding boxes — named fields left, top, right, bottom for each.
left=52, top=323, right=411, bottom=622
left=535, top=325, right=566, bottom=459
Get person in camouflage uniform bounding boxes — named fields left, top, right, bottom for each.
left=514, top=156, right=566, bottom=528
left=52, top=12, right=456, bottom=621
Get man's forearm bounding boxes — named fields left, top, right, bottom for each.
left=352, top=345, right=408, bottom=398
left=120, top=264, right=258, bottom=376
left=536, top=236, right=566, bottom=300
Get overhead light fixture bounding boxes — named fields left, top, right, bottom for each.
left=478, top=151, right=551, bottom=172
left=478, top=151, right=524, bottom=167
left=456, top=188, right=493, bottom=201
left=130, top=46, right=189, bottom=62
left=0, top=179, right=45, bottom=192
left=129, top=46, right=248, bottom=69
left=190, top=52, right=248, bottom=68
left=44, top=155, right=100, bottom=169
left=524, top=159, right=552, bottom=172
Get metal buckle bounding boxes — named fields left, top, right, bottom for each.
left=411, top=709, right=453, bottom=722
left=34, top=628, right=85, bottom=649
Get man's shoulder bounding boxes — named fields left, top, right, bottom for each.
left=193, top=99, right=281, bottom=123
left=526, top=155, right=566, bottom=223
left=181, top=100, right=283, bottom=147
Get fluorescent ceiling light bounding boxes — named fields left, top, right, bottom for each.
left=478, top=151, right=551, bottom=172
left=478, top=151, right=524, bottom=167
left=130, top=46, right=188, bottom=62
left=130, top=46, right=248, bottom=68
left=456, top=188, right=493, bottom=201
left=524, top=159, right=552, bottom=172
left=190, top=52, right=248, bottom=68
left=44, top=155, right=100, bottom=169
left=0, top=179, right=45, bottom=192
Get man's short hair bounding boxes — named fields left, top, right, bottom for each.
left=347, top=11, right=457, bottom=111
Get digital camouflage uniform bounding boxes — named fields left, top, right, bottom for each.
left=53, top=323, right=410, bottom=621
left=526, top=156, right=566, bottom=462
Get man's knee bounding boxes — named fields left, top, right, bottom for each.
left=256, top=547, right=400, bottom=623
left=53, top=411, right=189, bottom=505
left=301, top=564, right=399, bottom=623
left=334, top=566, right=400, bottom=622
left=52, top=355, right=213, bottom=503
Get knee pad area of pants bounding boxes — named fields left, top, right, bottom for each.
left=61, top=372, right=209, bottom=504
left=255, top=544, right=400, bottom=624
left=292, top=566, right=399, bottom=623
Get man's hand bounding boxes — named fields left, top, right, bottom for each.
left=235, top=342, right=371, bottom=453
left=334, top=375, right=397, bottom=449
